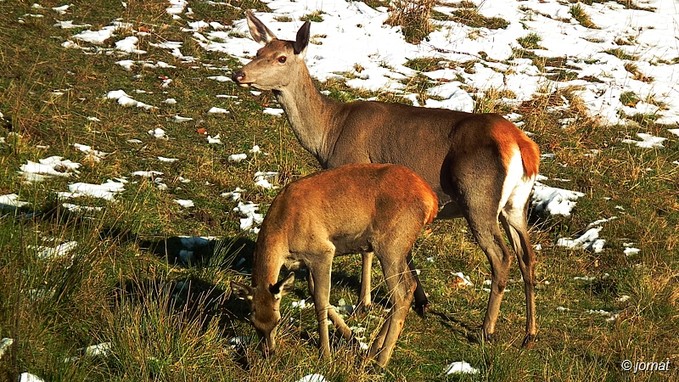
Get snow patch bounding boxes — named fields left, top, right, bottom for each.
left=622, top=133, right=666, bottom=148
left=557, top=227, right=606, bottom=253
left=444, top=361, right=480, bottom=375
left=531, top=181, right=584, bottom=217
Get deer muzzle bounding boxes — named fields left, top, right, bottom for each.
left=231, top=71, right=250, bottom=87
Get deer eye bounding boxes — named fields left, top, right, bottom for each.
left=277, top=56, right=287, bottom=64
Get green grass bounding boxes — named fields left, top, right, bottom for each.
left=517, top=33, right=543, bottom=50
left=1, top=1, right=678, bottom=381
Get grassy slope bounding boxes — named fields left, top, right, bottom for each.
left=1, top=1, right=677, bottom=381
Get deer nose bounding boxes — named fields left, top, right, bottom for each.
left=232, top=71, right=246, bottom=83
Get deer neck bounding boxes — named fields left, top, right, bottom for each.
left=273, top=65, right=337, bottom=165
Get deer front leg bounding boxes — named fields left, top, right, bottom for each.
left=307, top=270, right=353, bottom=341
left=355, top=251, right=373, bottom=312
left=369, top=253, right=415, bottom=368
left=308, top=260, right=334, bottom=359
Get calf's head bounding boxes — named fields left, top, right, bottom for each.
left=230, top=272, right=295, bottom=356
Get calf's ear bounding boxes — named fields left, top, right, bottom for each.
left=269, top=272, right=296, bottom=300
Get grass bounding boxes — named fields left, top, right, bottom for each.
left=449, top=8, right=510, bottom=29
left=517, top=33, right=543, bottom=50
left=570, top=4, right=598, bottom=29
left=1, top=1, right=678, bottom=381
left=385, top=0, right=436, bottom=44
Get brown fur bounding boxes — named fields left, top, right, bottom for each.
left=232, top=164, right=438, bottom=367
left=233, top=10, right=541, bottom=359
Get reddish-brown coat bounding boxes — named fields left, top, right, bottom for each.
left=490, top=120, right=541, bottom=179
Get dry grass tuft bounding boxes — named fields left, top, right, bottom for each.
left=385, top=0, right=436, bottom=44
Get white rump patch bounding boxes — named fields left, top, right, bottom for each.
left=498, top=148, right=534, bottom=215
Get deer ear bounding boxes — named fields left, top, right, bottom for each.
left=231, top=281, right=254, bottom=301
left=246, top=10, right=277, bottom=44
left=293, top=21, right=310, bottom=55
left=269, top=272, right=295, bottom=300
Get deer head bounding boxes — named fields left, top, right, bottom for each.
left=232, top=11, right=310, bottom=91
left=230, top=272, right=295, bottom=356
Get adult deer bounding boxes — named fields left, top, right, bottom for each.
left=232, top=11, right=540, bottom=347
left=231, top=163, right=438, bottom=367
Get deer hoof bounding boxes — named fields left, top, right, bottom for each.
left=521, top=334, right=537, bottom=349
left=413, top=302, right=428, bottom=317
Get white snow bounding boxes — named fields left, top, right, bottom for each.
left=296, top=375, right=327, bottom=382
left=32, top=241, right=78, bottom=260
left=228, top=153, right=247, bottom=163
left=208, top=75, right=231, bottom=82
left=166, top=0, right=188, bottom=16
left=444, top=361, right=480, bottom=375
left=622, top=133, right=667, bottom=148
left=586, top=309, right=619, bottom=322
left=262, top=107, right=284, bottom=117
left=452, top=272, right=473, bottom=287
left=107, top=90, right=155, bottom=110
left=62, top=203, right=103, bottom=213
left=254, top=171, right=278, bottom=189
left=531, top=181, right=584, bottom=217
left=291, top=299, right=308, bottom=309
left=221, top=187, right=245, bottom=201
left=208, top=106, right=229, bottom=114
left=115, top=36, right=146, bottom=54
left=54, top=20, right=91, bottom=29
left=624, top=246, right=641, bottom=256
left=52, top=4, right=70, bottom=15
left=73, top=143, right=108, bottom=162
left=58, top=179, right=127, bottom=201
left=173, top=115, right=193, bottom=122
left=19, top=156, right=81, bottom=182
left=71, top=21, right=131, bottom=44
left=132, top=170, right=163, bottom=178
left=557, top=227, right=606, bottom=253
left=0, top=338, right=14, bottom=359
left=207, top=134, right=223, bottom=144
left=233, top=201, right=264, bottom=233
left=148, top=128, right=167, bottom=139
left=65, top=342, right=112, bottom=362
left=175, top=199, right=194, bottom=208
left=0, top=194, right=28, bottom=208
left=19, top=373, right=45, bottom=382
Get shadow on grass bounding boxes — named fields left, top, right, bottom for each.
left=136, top=235, right=255, bottom=272
left=430, top=310, right=482, bottom=345
left=106, top=232, right=258, bottom=370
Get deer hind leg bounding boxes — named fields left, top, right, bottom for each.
left=407, top=252, right=429, bottom=316
left=466, top=211, right=513, bottom=342
left=500, top=202, right=537, bottom=347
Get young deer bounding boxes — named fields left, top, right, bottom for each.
left=231, top=163, right=438, bottom=367
left=232, top=11, right=541, bottom=347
